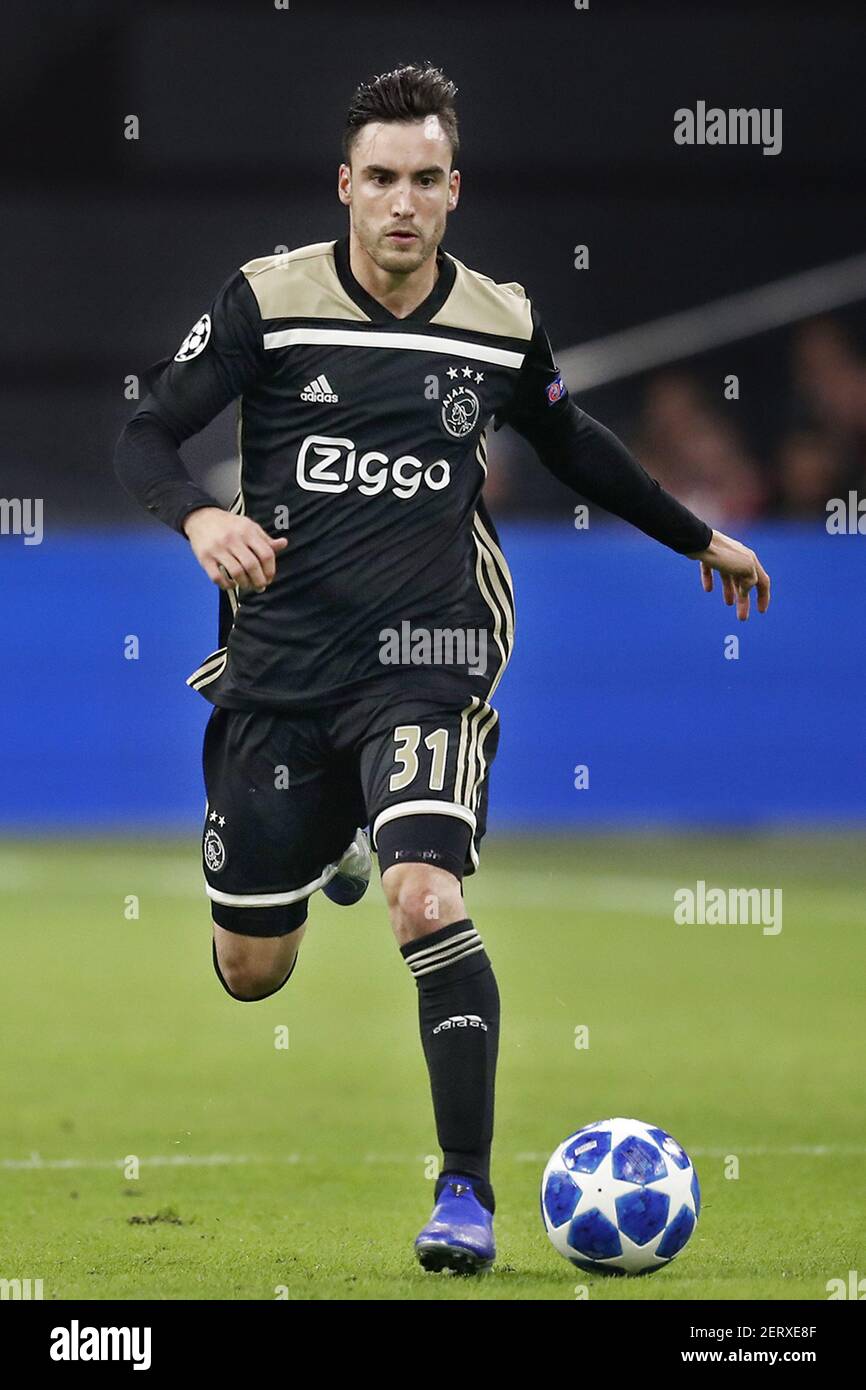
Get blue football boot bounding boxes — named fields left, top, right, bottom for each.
left=322, top=827, right=372, bottom=906
left=414, top=1174, right=496, bottom=1274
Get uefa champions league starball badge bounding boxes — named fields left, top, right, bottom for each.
left=174, top=313, right=212, bottom=362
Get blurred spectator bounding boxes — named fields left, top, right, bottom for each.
left=792, top=319, right=866, bottom=433
left=790, top=318, right=866, bottom=485
left=472, top=319, right=866, bottom=524
left=633, top=372, right=768, bottom=526
left=776, top=429, right=845, bottom=518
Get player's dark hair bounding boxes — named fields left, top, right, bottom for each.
left=343, top=62, right=460, bottom=166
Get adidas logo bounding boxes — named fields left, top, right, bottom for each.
left=432, top=1014, right=488, bottom=1034
left=300, top=374, right=339, bottom=403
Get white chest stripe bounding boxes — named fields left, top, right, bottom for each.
left=262, top=325, right=525, bottom=369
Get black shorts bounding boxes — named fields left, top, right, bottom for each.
left=201, top=692, right=500, bottom=937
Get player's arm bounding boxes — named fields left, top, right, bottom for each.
left=114, top=271, right=287, bottom=593
left=495, top=306, right=770, bottom=620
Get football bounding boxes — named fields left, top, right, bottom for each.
left=541, top=1117, right=700, bottom=1275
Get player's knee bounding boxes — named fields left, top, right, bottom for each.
left=216, top=952, right=292, bottom=1002
left=212, top=932, right=298, bottom=1002
left=382, top=863, right=465, bottom=943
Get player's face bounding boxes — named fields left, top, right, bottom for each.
left=339, top=118, right=460, bottom=273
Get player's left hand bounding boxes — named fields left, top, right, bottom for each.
left=687, top=528, right=771, bottom=621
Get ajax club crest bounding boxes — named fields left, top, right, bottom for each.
left=441, top=383, right=480, bottom=439
left=204, top=827, right=226, bottom=873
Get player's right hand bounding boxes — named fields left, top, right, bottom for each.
left=182, top=507, right=288, bottom=593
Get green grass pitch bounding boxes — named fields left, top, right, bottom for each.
left=2, top=832, right=863, bottom=1301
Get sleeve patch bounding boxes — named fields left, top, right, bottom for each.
left=546, top=372, right=567, bottom=405
left=174, top=313, right=212, bottom=362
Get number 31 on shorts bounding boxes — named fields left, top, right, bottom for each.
left=390, top=725, right=449, bottom=792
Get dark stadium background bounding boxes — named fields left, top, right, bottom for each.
left=2, top=0, right=865, bottom=827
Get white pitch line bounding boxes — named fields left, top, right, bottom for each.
left=0, top=856, right=682, bottom=916
left=3, top=1146, right=864, bottom=1172
left=2, top=854, right=863, bottom=919
left=0, top=1154, right=256, bottom=1171
left=0, top=856, right=674, bottom=915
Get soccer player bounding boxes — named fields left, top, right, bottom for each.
left=115, top=62, right=770, bottom=1274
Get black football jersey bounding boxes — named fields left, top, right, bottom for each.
left=140, top=235, right=570, bottom=711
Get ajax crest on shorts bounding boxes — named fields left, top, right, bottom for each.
left=204, top=827, right=226, bottom=873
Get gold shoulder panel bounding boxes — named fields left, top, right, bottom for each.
left=432, top=253, right=534, bottom=342
left=240, top=241, right=369, bottom=322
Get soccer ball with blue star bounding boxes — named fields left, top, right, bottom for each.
left=541, top=1117, right=701, bottom=1274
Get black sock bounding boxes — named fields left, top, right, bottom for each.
left=401, top=919, right=499, bottom=1213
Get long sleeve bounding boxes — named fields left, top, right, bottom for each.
left=114, top=410, right=223, bottom=534
left=114, top=269, right=266, bottom=533
left=494, top=306, right=714, bottom=556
